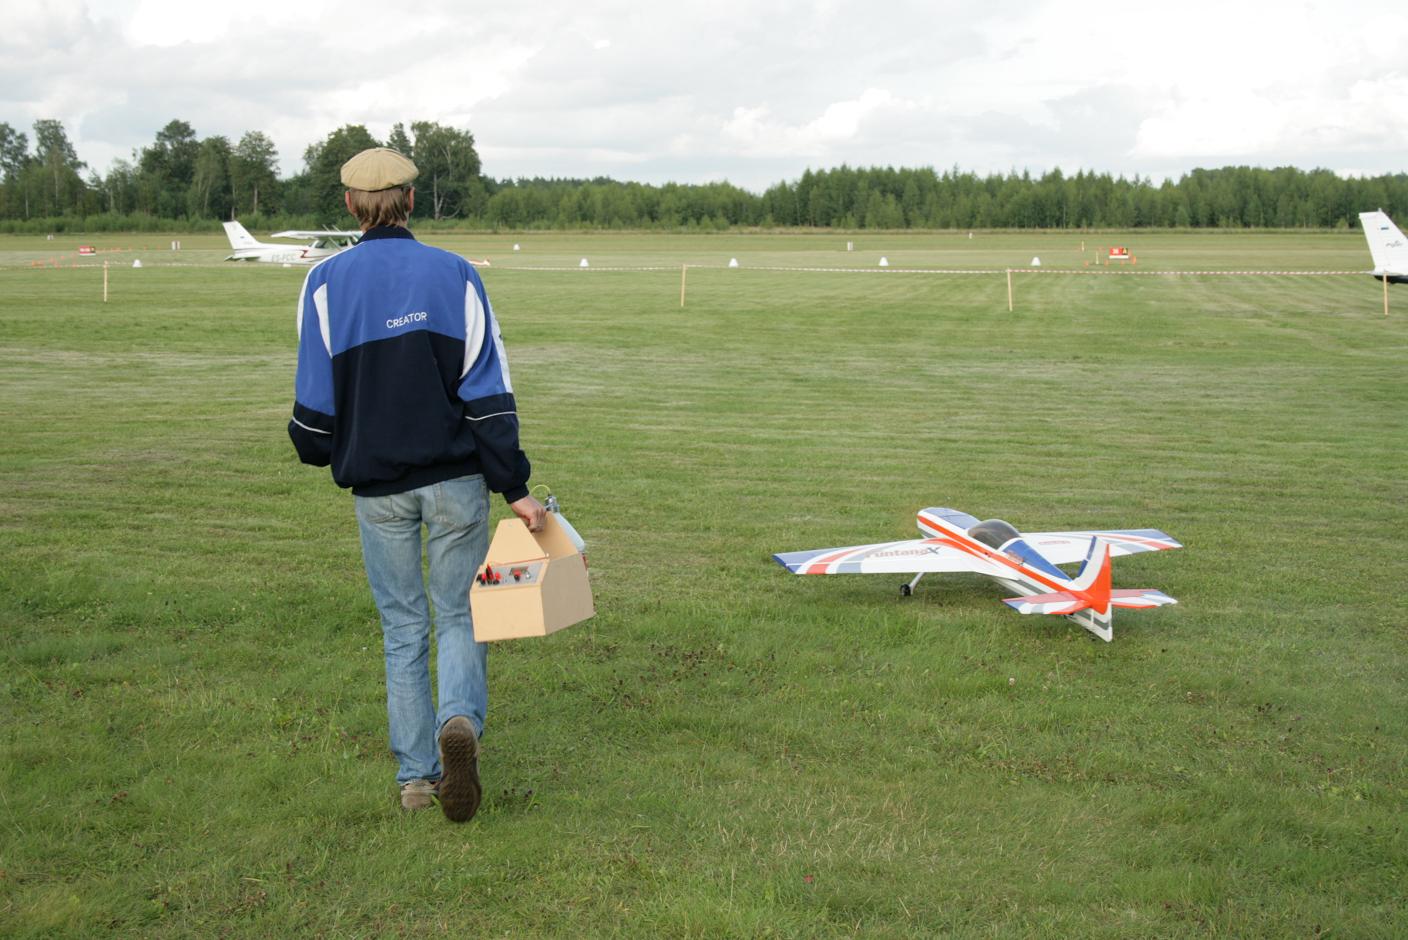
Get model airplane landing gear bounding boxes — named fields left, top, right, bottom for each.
left=901, top=573, right=924, bottom=596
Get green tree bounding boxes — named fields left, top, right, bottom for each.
left=230, top=131, right=279, bottom=216
left=188, top=135, right=232, bottom=218
left=141, top=120, right=199, bottom=185
left=100, top=158, right=138, bottom=214
left=138, top=120, right=200, bottom=216
left=0, top=122, right=28, bottom=182
left=409, top=121, right=481, bottom=220
left=32, top=119, right=86, bottom=217
left=386, top=122, right=413, bottom=156
left=0, top=122, right=32, bottom=218
left=305, top=124, right=380, bottom=219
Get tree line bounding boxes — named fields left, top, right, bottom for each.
left=2, top=117, right=1406, bottom=232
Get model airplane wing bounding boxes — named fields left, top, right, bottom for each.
left=1018, top=529, right=1181, bottom=565
left=774, top=539, right=1007, bottom=576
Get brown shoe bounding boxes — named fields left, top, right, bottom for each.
left=399, top=778, right=437, bottom=811
left=437, top=716, right=482, bottom=823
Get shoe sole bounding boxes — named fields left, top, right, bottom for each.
left=438, top=720, right=482, bottom=823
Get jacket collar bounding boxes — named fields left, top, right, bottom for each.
left=358, top=224, right=416, bottom=242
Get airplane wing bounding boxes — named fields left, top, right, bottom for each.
left=270, top=230, right=361, bottom=239
left=774, top=539, right=1006, bottom=576
left=1018, top=529, right=1181, bottom=565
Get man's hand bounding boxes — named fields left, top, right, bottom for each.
left=510, top=495, right=547, bottom=532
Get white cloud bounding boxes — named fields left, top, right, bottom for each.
left=126, top=1, right=235, bottom=46
left=718, top=89, right=919, bottom=158
left=1, top=0, right=1406, bottom=188
left=1134, top=73, right=1408, bottom=160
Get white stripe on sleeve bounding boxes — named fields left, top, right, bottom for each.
left=462, top=280, right=486, bottom=379
left=463, top=410, right=517, bottom=422
left=312, top=283, right=331, bottom=356
left=292, top=416, right=332, bottom=435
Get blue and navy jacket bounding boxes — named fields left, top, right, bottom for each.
left=287, top=226, right=530, bottom=501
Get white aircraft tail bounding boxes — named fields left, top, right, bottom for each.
left=1359, top=210, right=1408, bottom=279
left=223, top=220, right=261, bottom=251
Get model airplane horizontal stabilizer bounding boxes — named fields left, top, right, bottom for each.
left=1005, top=587, right=1176, bottom=611
left=1001, top=536, right=1177, bottom=617
left=774, top=507, right=1181, bottom=642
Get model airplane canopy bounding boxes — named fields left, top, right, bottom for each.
left=1359, top=210, right=1408, bottom=283
left=775, top=507, right=1181, bottom=642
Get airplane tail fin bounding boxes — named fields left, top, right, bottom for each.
left=1003, top=537, right=1111, bottom=613
left=1359, top=210, right=1408, bottom=278
left=1002, top=537, right=1175, bottom=642
left=1067, top=536, right=1112, bottom=600
left=223, top=220, right=260, bottom=251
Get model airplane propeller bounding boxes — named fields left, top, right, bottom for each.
left=774, top=507, right=1181, bottom=641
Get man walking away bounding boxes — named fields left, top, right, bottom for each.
left=287, top=147, right=545, bottom=822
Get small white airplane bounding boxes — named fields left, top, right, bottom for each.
left=774, top=507, right=1181, bottom=642
left=1359, top=210, right=1408, bottom=284
left=222, top=220, right=360, bottom=264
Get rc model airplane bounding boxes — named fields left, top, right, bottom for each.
left=774, top=507, right=1181, bottom=642
left=222, top=220, right=360, bottom=264
left=1359, top=209, right=1408, bottom=284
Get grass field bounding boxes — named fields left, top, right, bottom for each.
left=2, top=229, right=1405, bottom=937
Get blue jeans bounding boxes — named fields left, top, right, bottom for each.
left=354, top=474, right=490, bottom=785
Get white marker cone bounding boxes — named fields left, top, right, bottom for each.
left=579, top=258, right=589, bottom=268
left=728, top=258, right=739, bottom=268
left=132, top=259, right=142, bottom=268
left=878, top=257, right=889, bottom=267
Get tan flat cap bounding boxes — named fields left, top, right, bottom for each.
left=341, top=147, right=418, bottom=191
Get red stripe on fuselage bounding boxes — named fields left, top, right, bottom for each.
left=916, top=513, right=1070, bottom=593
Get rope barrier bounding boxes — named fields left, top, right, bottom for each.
left=490, top=264, right=1367, bottom=277
left=3, top=258, right=1371, bottom=278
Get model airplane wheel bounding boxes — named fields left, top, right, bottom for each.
left=900, top=583, right=912, bottom=597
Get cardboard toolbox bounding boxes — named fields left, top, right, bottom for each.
left=469, top=512, right=594, bottom=641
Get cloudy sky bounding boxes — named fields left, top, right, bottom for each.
left=3, top=0, right=1406, bottom=191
